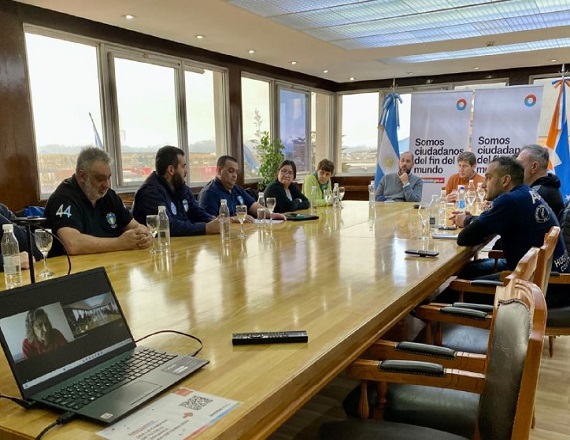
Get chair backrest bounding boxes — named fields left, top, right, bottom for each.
left=533, top=226, right=560, bottom=295
left=477, top=279, right=546, bottom=440
left=560, top=200, right=570, bottom=250
left=497, top=246, right=539, bottom=302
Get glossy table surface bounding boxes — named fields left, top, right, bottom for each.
left=0, top=202, right=477, bottom=440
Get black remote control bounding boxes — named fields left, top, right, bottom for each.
left=405, top=249, right=439, bottom=257
left=232, top=331, right=308, bottom=345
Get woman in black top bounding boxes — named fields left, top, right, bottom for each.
left=264, top=160, right=310, bottom=213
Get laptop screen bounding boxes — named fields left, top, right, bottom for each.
left=0, top=268, right=136, bottom=398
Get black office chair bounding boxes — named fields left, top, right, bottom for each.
left=320, top=278, right=546, bottom=440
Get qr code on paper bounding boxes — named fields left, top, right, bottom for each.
left=179, top=394, right=213, bottom=411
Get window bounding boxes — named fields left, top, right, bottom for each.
left=112, top=56, right=178, bottom=186
left=185, top=66, right=228, bottom=183
left=25, top=32, right=103, bottom=196
left=338, top=92, right=379, bottom=174
left=25, top=28, right=230, bottom=195
left=278, top=87, right=309, bottom=173
left=241, top=76, right=271, bottom=180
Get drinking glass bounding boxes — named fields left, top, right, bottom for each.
left=417, top=205, right=430, bottom=240
left=466, top=190, right=477, bottom=213
left=338, top=187, right=346, bottom=208
left=236, top=204, right=247, bottom=239
left=146, top=214, right=160, bottom=254
left=266, top=197, right=276, bottom=226
left=323, top=188, right=332, bottom=208
left=34, top=229, right=55, bottom=278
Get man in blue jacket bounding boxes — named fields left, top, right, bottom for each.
left=132, top=146, right=220, bottom=236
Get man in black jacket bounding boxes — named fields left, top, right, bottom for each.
left=516, top=143, right=564, bottom=219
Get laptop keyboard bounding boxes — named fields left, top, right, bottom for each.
left=44, top=348, right=177, bottom=410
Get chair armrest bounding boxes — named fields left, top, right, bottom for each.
left=549, top=273, right=570, bottom=284
left=346, top=358, right=485, bottom=394
left=414, top=303, right=493, bottom=330
left=367, top=340, right=486, bottom=373
left=448, top=278, right=501, bottom=295
left=488, top=249, right=504, bottom=260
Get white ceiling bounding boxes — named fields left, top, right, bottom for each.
left=15, top=0, right=570, bottom=83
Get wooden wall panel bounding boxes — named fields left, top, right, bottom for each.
left=0, top=1, right=39, bottom=211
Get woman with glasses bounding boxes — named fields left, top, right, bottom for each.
left=264, top=160, right=310, bottom=213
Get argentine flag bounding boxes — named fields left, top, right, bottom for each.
left=374, top=93, right=402, bottom=188
left=546, top=77, right=570, bottom=201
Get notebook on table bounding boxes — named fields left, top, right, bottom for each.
left=0, top=267, right=208, bottom=425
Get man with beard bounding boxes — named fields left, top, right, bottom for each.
left=374, top=151, right=423, bottom=202
left=132, top=146, right=220, bottom=236
left=45, top=148, right=152, bottom=256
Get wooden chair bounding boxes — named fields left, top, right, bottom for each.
left=324, top=278, right=546, bottom=440
left=416, top=226, right=558, bottom=353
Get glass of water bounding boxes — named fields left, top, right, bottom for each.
left=146, top=215, right=160, bottom=254
left=34, top=229, right=55, bottom=278
left=266, top=197, right=276, bottom=226
left=338, top=187, right=346, bottom=208
left=236, top=204, right=247, bottom=239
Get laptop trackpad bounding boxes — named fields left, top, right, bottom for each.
left=117, top=381, right=161, bottom=405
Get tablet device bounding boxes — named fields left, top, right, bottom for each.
left=285, top=213, right=319, bottom=221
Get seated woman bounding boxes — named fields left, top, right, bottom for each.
left=302, top=158, right=335, bottom=206
left=22, top=308, right=68, bottom=359
left=264, top=160, right=310, bottom=213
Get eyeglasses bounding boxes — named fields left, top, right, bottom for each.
left=279, top=169, right=294, bottom=176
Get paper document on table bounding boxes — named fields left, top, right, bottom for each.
left=254, top=219, right=284, bottom=224
left=432, top=233, right=459, bottom=239
left=97, top=388, right=240, bottom=440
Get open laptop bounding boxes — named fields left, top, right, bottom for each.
left=0, top=267, right=208, bottom=424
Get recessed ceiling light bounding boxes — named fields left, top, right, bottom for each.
left=248, top=49, right=256, bottom=54
left=426, top=79, right=433, bottom=84
left=406, top=72, right=413, bottom=75
left=551, top=59, right=558, bottom=62
left=290, top=61, right=298, bottom=65
left=473, top=66, right=480, bottom=70
left=195, top=35, right=205, bottom=40
left=123, top=14, right=135, bottom=20
left=349, top=77, right=355, bottom=81
left=322, top=69, right=329, bottom=74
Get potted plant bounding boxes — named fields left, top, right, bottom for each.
left=257, top=131, right=285, bottom=191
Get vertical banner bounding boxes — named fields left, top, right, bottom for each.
left=410, top=90, right=473, bottom=202
left=471, top=85, right=543, bottom=169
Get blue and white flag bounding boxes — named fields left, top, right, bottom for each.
left=375, top=93, right=402, bottom=188
left=89, top=112, right=104, bottom=149
left=546, top=78, right=570, bottom=201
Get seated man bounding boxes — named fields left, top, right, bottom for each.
left=374, top=152, right=422, bottom=202
left=45, top=148, right=152, bottom=256
left=132, top=146, right=220, bottom=235
left=198, top=155, right=285, bottom=222
left=516, top=143, right=564, bottom=219
left=0, top=203, right=43, bottom=270
left=444, top=151, right=485, bottom=202
left=453, top=156, right=569, bottom=280
left=302, top=158, right=334, bottom=206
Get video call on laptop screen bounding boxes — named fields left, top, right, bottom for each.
left=0, top=268, right=135, bottom=396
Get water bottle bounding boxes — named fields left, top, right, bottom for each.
left=437, top=188, right=447, bottom=228
left=428, top=194, right=439, bottom=230
left=456, top=185, right=466, bottom=213
left=2, top=224, right=23, bottom=288
left=257, top=192, right=265, bottom=208
left=219, top=199, right=230, bottom=241
left=157, top=205, right=171, bottom=253
left=368, top=180, right=375, bottom=207
left=310, top=185, right=318, bottom=215
left=332, top=183, right=339, bottom=210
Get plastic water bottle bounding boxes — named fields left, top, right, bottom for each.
left=257, top=192, right=265, bottom=208
left=456, top=185, right=466, bottom=213
left=310, top=185, right=318, bottom=215
left=157, top=205, right=171, bottom=253
left=219, top=199, right=230, bottom=242
left=2, top=224, right=23, bottom=288
left=429, top=194, right=439, bottom=230
left=437, top=188, right=447, bottom=228
left=368, top=180, right=375, bottom=207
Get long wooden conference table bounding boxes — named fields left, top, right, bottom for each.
left=0, top=201, right=478, bottom=440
